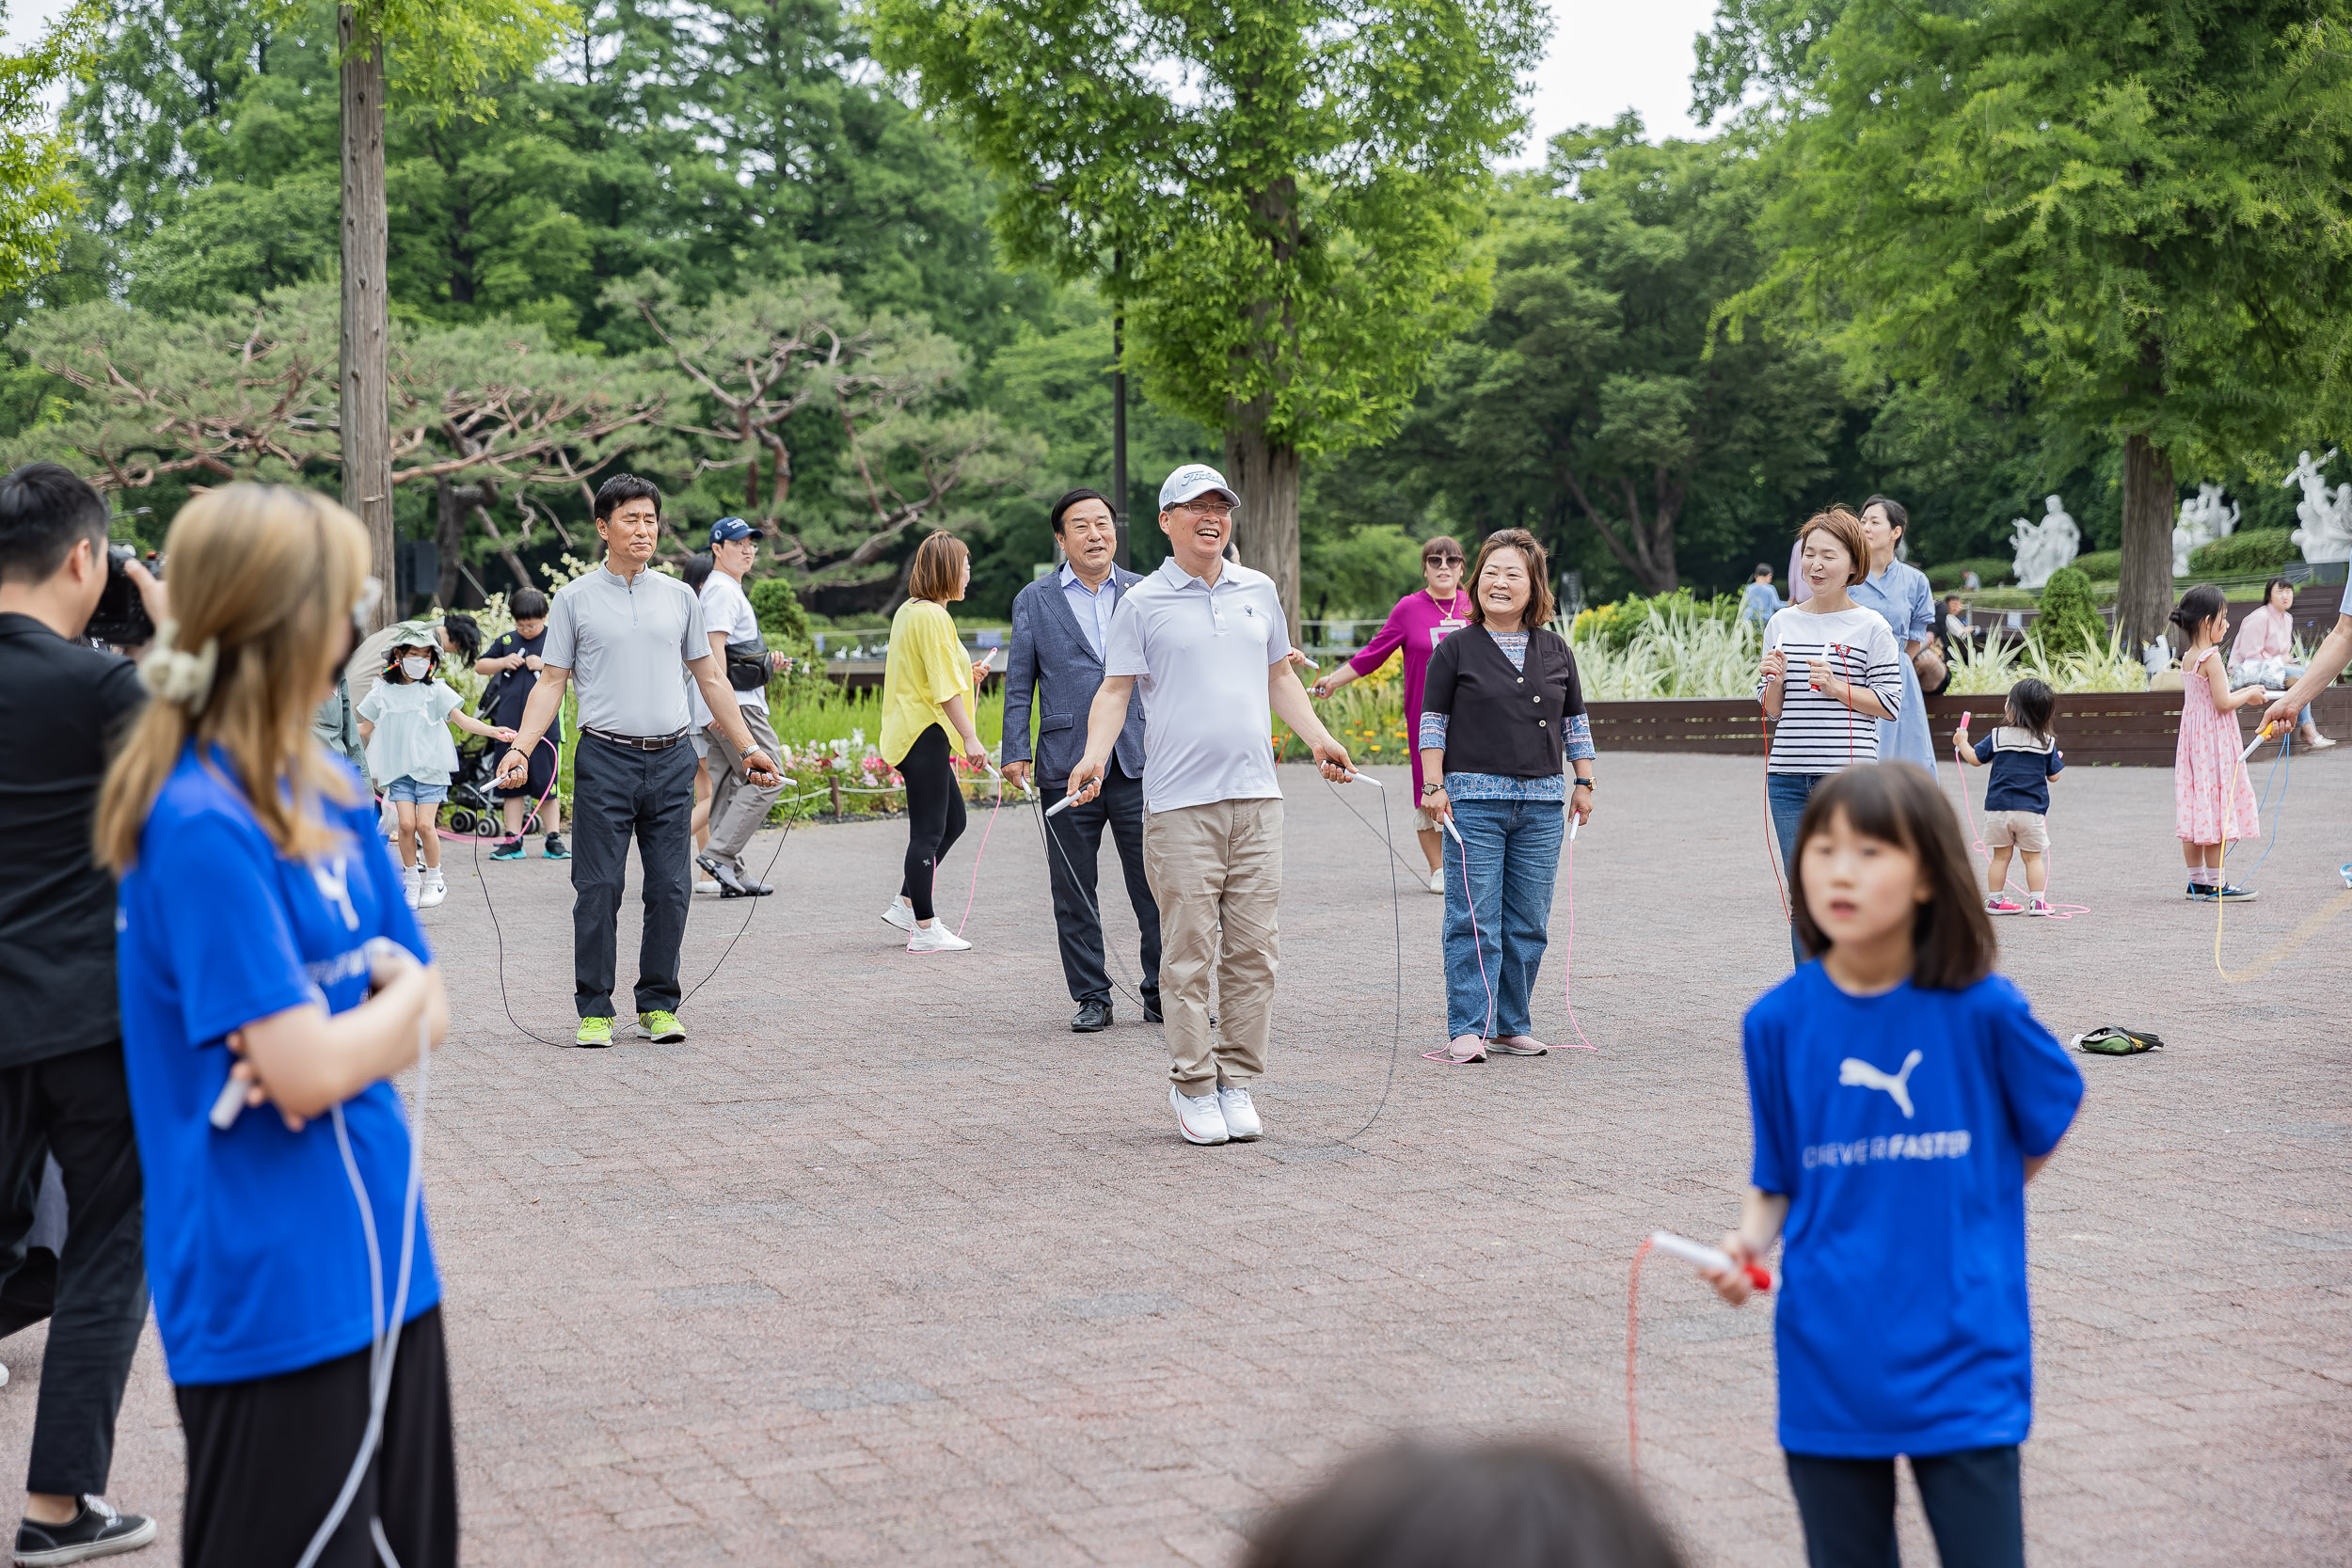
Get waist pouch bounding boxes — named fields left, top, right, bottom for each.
left=725, top=633, right=771, bottom=691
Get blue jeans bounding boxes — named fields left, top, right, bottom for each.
left=1767, top=772, right=1824, bottom=967
left=1440, top=797, right=1564, bottom=1039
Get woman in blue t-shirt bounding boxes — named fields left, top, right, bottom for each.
left=94, top=484, right=456, bottom=1568
left=1698, top=763, right=2082, bottom=1568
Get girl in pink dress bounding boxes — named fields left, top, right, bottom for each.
left=2170, top=585, right=2266, bottom=902
left=1312, top=537, right=1473, bottom=892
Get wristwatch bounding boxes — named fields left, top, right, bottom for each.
left=1572, top=776, right=1595, bottom=791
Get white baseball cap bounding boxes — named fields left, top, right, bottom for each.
left=1158, top=463, right=1240, bottom=511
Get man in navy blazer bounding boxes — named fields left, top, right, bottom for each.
left=1002, top=488, right=1161, bottom=1032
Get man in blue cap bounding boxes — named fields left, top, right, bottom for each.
left=698, top=516, right=790, bottom=896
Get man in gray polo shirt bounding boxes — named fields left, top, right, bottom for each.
left=499, top=475, right=780, bottom=1048
left=1067, top=463, right=1354, bottom=1147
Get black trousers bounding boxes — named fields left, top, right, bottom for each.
left=570, top=734, right=695, bottom=1018
left=176, top=1307, right=457, bottom=1568
left=0, top=1044, right=148, bottom=1497
left=1785, top=1445, right=2024, bottom=1568
left=1041, top=761, right=1162, bottom=1005
left=898, top=725, right=966, bottom=922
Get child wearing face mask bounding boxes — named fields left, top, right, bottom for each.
left=358, top=625, right=514, bottom=909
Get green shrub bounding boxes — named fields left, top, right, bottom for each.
left=1925, top=557, right=2014, bottom=591
left=748, top=574, right=814, bottom=654
left=2033, top=566, right=2106, bottom=659
left=2071, top=548, right=2122, bottom=581
left=2187, top=527, right=2296, bottom=577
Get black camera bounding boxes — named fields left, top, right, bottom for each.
left=87, top=544, right=158, bottom=648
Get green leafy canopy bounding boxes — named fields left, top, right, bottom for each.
left=868, top=0, right=1548, bottom=457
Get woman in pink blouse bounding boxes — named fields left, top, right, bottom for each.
left=1312, top=536, right=1473, bottom=892
left=2229, top=578, right=2336, bottom=750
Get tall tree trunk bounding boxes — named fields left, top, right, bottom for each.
left=1112, top=307, right=1130, bottom=569
left=2120, top=434, right=2175, bottom=652
left=1224, top=421, right=1302, bottom=641
left=434, top=476, right=463, bottom=608
left=339, top=13, right=392, bottom=632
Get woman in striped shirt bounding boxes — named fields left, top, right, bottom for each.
left=1759, top=507, right=1907, bottom=963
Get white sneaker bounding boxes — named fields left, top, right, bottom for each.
left=403, top=866, right=421, bottom=910
left=418, top=869, right=447, bottom=909
left=881, top=898, right=917, bottom=933
left=1427, top=867, right=1445, bottom=895
left=1170, top=1085, right=1230, bottom=1145
left=907, top=922, right=971, bottom=954
left=1216, top=1085, right=1263, bottom=1140
left=694, top=879, right=721, bottom=895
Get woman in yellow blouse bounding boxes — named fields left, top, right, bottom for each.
left=880, top=531, right=993, bottom=953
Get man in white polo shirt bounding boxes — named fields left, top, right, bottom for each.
left=1067, top=463, right=1354, bottom=1146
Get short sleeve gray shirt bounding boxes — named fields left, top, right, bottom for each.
left=1104, top=557, right=1292, bottom=813
left=543, top=564, right=710, bottom=737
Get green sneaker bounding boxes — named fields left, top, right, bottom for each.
left=639, top=1009, right=686, bottom=1043
left=574, top=1016, right=614, bottom=1049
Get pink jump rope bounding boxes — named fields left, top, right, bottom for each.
left=1425, top=806, right=1598, bottom=1057
left=1625, top=1230, right=1772, bottom=1485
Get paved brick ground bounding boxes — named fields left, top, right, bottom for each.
left=5, top=751, right=2350, bottom=1565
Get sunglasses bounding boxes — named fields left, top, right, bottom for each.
left=1423, top=555, right=1464, bottom=567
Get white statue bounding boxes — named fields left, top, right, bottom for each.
left=2171, top=483, right=2240, bottom=577
left=2285, top=449, right=2352, bottom=563
left=2010, top=494, right=2080, bottom=590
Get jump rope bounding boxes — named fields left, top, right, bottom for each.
left=1025, top=759, right=1411, bottom=1148
left=468, top=735, right=803, bottom=1048
left=208, top=946, right=432, bottom=1568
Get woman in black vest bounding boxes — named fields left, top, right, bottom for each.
left=1416, top=529, right=1595, bottom=1065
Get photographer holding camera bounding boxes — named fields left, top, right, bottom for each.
left=0, top=461, right=166, bottom=1561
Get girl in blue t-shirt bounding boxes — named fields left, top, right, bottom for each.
left=94, top=484, right=458, bottom=1568
left=1702, top=763, right=2082, bottom=1568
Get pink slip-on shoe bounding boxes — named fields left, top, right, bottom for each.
left=1985, top=894, right=2024, bottom=916
left=1487, top=1035, right=1549, bottom=1055
left=1421, top=1035, right=1488, bottom=1065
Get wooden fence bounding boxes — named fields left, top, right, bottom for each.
left=1586, top=689, right=2352, bottom=767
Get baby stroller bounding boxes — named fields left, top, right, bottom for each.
left=443, top=735, right=540, bottom=836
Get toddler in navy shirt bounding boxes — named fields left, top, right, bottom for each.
left=1953, top=676, right=2063, bottom=916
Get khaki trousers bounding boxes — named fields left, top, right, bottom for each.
left=1142, top=797, right=1282, bottom=1094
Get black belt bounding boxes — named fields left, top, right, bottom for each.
left=581, top=725, right=690, bottom=752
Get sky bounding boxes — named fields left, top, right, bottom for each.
left=5, top=0, right=1725, bottom=149
left=1514, top=0, right=1724, bottom=162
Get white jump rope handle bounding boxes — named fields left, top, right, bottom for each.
left=1650, top=1230, right=1772, bottom=1291
left=213, top=938, right=412, bottom=1131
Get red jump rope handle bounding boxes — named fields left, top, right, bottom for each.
left=1741, top=1263, right=1772, bottom=1292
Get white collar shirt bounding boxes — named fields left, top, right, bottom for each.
left=1103, top=556, right=1293, bottom=813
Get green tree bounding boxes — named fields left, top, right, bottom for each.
left=1393, top=122, right=1843, bottom=593
left=1728, top=0, right=2352, bottom=648
left=2032, top=564, right=2103, bottom=658
left=872, top=0, right=1547, bottom=634
left=0, top=1, right=99, bottom=296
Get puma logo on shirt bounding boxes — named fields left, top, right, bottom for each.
left=1839, top=1048, right=1922, bottom=1118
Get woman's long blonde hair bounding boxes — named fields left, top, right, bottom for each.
left=96, top=485, right=371, bottom=872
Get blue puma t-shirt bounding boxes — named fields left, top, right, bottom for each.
left=1742, top=964, right=2082, bottom=1458
left=117, top=746, right=440, bottom=1386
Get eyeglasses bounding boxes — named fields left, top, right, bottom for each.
left=1179, top=501, right=1234, bottom=520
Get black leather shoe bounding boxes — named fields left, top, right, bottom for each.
left=1141, top=993, right=1164, bottom=1023
left=1071, top=998, right=1113, bottom=1033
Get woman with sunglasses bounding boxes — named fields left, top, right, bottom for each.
left=1312, top=536, right=1474, bottom=892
